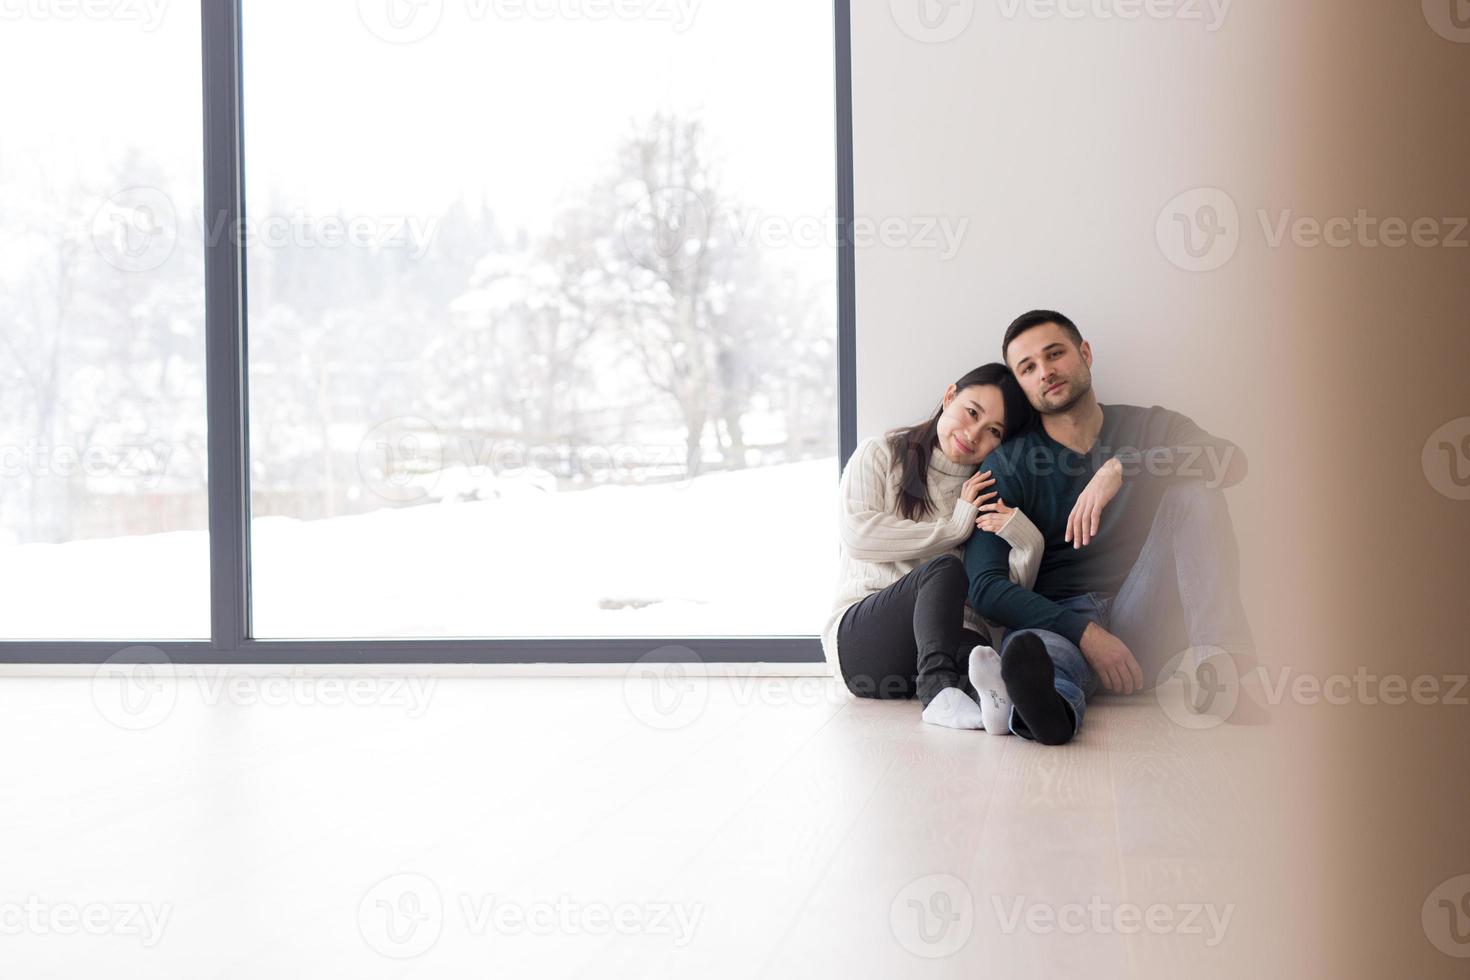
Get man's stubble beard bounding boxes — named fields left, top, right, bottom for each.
left=1035, top=371, right=1094, bottom=416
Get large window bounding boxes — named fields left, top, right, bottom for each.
left=0, top=0, right=849, bottom=658
left=0, top=8, right=210, bottom=639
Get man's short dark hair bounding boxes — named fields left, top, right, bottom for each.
left=1002, top=310, right=1084, bottom=362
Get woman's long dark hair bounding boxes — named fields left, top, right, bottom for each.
left=886, top=363, right=1034, bottom=521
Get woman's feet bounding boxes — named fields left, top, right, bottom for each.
left=920, top=687, right=985, bottom=730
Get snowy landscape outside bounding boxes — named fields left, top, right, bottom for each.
left=0, top=2, right=839, bottom=640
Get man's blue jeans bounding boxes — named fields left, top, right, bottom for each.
left=999, top=480, right=1256, bottom=741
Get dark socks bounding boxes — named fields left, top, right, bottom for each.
left=1001, top=633, right=1076, bottom=746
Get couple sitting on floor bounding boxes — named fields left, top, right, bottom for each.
left=821, top=309, right=1266, bottom=745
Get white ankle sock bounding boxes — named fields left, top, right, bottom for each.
left=967, top=644, right=1014, bottom=735
left=921, top=686, right=984, bottom=730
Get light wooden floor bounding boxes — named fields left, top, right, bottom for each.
left=0, top=672, right=1320, bottom=978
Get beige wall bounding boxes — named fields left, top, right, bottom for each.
left=850, top=2, right=1470, bottom=976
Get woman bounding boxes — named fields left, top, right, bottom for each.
left=821, top=363, right=1044, bottom=732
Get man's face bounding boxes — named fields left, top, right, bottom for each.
left=1006, top=322, right=1094, bottom=414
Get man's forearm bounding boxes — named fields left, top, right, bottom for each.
left=967, top=572, right=1091, bottom=646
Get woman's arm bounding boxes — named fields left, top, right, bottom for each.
left=839, top=437, right=979, bottom=563
left=975, top=497, right=1044, bottom=592
left=995, top=508, right=1044, bottom=592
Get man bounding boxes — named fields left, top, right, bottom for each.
left=963, top=310, right=1266, bottom=745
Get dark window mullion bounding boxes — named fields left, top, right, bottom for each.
left=201, top=0, right=251, bottom=657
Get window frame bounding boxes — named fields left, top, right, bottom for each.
left=0, top=0, right=856, bottom=664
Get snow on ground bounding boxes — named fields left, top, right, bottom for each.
left=0, top=459, right=839, bottom=641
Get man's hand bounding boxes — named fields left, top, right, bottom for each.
left=1079, top=621, right=1144, bottom=694
left=1065, top=457, right=1123, bottom=549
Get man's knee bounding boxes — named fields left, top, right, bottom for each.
left=1001, top=626, right=1064, bottom=656
left=1161, top=479, right=1226, bottom=511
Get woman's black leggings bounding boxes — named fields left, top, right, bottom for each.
left=835, top=554, right=985, bottom=706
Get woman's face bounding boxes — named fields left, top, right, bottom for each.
left=936, top=383, right=1007, bottom=466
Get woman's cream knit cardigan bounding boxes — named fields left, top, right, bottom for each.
left=820, top=435, right=1046, bottom=672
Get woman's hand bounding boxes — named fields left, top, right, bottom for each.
left=1065, top=457, right=1123, bottom=549
left=960, top=469, right=997, bottom=506
left=975, top=497, right=1015, bottom=533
